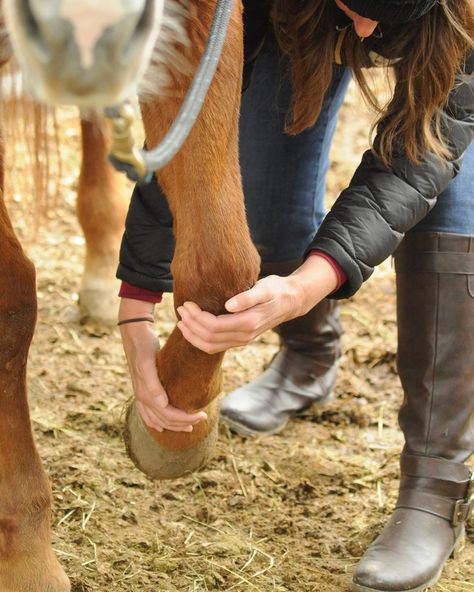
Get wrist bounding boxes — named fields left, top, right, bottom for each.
left=288, top=255, right=339, bottom=315
left=119, top=297, right=155, bottom=322
left=308, top=250, right=346, bottom=290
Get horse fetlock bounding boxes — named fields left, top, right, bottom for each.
left=0, top=504, right=69, bottom=592
left=124, top=399, right=220, bottom=480
left=77, top=252, right=122, bottom=324
left=79, top=279, right=120, bottom=325
left=173, top=253, right=260, bottom=315
left=0, top=547, right=70, bottom=592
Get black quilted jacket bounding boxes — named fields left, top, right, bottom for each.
left=312, top=47, right=474, bottom=298
left=117, top=2, right=474, bottom=298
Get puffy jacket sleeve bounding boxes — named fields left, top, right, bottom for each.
left=116, top=175, right=175, bottom=292
left=307, top=51, right=474, bottom=299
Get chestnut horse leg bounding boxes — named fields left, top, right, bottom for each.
left=0, top=140, right=69, bottom=590
left=77, top=118, right=128, bottom=324
left=125, top=1, right=260, bottom=479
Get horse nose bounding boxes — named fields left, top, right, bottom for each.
left=25, top=0, right=154, bottom=69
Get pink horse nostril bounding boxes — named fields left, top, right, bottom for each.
left=60, top=1, right=125, bottom=68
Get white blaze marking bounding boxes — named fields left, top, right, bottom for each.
left=60, top=0, right=141, bottom=68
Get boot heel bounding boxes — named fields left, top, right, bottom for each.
left=450, top=533, right=465, bottom=559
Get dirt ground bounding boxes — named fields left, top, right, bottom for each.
left=6, top=82, right=473, bottom=592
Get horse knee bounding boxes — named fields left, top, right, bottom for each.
left=0, top=252, right=37, bottom=361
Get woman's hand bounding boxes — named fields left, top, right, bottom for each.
left=119, top=298, right=207, bottom=432
left=176, top=255, right=339, bottom=354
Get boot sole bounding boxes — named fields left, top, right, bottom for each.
left=220, top=393, right=333, bottom=437
left=350, top=531, right=465, bottom=592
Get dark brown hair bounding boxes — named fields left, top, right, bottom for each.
left=273, top=0, right=474, bottom=166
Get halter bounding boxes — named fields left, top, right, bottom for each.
left=104, top=0, right=234, bottom=183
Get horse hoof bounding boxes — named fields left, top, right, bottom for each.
left=78, top=287, right=119, bottom=325
left=124, top=401, right=219, bottom=480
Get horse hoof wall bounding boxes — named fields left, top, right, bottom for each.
left=124, top=401, right=218, bottom=480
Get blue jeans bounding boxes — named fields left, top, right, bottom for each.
left=412, top=142, right=474, bottom=234
left=241, top=46, right=474, bottom=260
left=240, top=49, right=352, bottom=262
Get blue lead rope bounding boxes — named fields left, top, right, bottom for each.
left=105, top=0, right=235, bottom=183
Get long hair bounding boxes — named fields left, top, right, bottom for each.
left=273, top=0, right=474, bottom=166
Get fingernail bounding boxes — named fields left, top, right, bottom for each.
left=226, top=299, right=237, bottom=312
left=186, top=426, right=193, bottom=432
left=155, top=395, right=167, bottom=408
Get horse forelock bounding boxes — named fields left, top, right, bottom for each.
left=139, top=0, right=190, bottom=101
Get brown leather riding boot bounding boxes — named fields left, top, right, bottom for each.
left=352, top=232, right=474, bottom=592
left=220, top=260, right=342, bottom=435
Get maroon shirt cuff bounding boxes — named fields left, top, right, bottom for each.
left=306, top=250, right=347, bottom=292
left=119, top=281, right=163, bottom=304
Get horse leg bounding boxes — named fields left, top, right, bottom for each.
left=0, top=145, right=69, bottom=589
left=77, top=117, right=128, bottom=324
left=125, top=1, right=261, bottom=479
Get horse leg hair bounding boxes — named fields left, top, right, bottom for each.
left=0, top=129, right=70, bottom=591
left=125, top=0, right=260, bottom=479
left=77, top=117, right=128, bottom=325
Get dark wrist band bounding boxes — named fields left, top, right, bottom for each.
left=117, top=316, right=155, bottom=326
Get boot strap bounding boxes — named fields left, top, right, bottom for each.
left=401, top=454, right=472, bottom=483
left=395, top=251, right=474, bottom=274
left=401, top=475, right=469, bottom=498
left=397, top=487, right=473, bottom=526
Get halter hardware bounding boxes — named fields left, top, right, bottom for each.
left=106, top=102, right=149, bottom=182
left=105, top=0, right=234, bottom=183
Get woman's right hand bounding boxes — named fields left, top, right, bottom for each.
left=119, top=298, right=208, bottom=433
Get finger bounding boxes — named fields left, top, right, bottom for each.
left=135, top=361, right=169, bottom=409
left=179, top=302, right=219, bottom=327
left=224, top=282, right=272, bottom=313
left=177, top=320, right=233, bottom=354
left=177, top=320, right=251, bottom=350
left=146, top=410, right=194, bottom=432
left=165, top=423, right=194, bottom=433
left=137, top=391, right=208, bottom=426
left=137, top=402, right=163, bottom=432
left=181, top=301, right=262, bottom=334
left=138, top=394, right=203, bottom=427
left=147, top=409, right=206, bottom=430
left=179, top=303, right=264, bottom=335
left=141, top=402, right=195, bottom=433
left=178, top=306, right=251, bottom=345
left=147, top=391, right=168, bottom=410
left=154, top=403, right=208, bottom=425
left=162, top=407, right=208, bottom=424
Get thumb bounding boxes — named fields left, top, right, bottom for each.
left=155, top=392, right=168, bottom=408
left=225, top=281, right=270, bottom=313
left=140, top=362, right=168, bottom=408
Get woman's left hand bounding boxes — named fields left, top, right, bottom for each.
left=176, top=255, right=340, bottom=354
left=177, top=275, right=301, bottom=354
